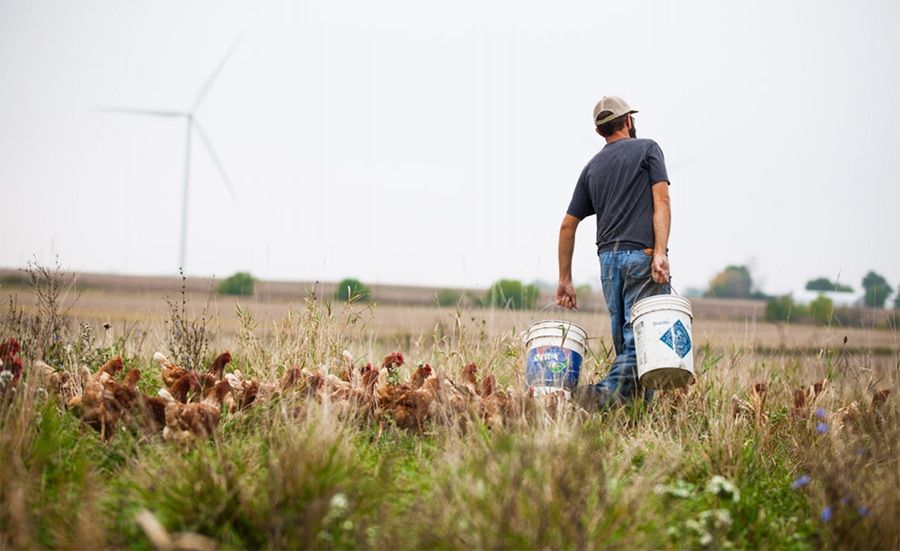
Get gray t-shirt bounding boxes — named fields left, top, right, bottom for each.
left=566, top=138, right=670, bottom=254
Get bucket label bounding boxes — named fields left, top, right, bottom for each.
left=525, top=345, right=582, bottom=390
left=660, top=319, right=692, bottom=358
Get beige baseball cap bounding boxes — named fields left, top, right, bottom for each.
left=593, top=96, right=637, bottom=126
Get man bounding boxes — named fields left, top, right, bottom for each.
left=556, top=96, right=671, bottom=407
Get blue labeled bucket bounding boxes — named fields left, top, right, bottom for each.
left=523, top=320, right=588, bottom=392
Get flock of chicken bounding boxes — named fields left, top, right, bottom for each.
left=2, top=335, right=893, bottom=443
left=731, top=379, right=892, bottom=432
left=1, top=337, right=569, bottom=441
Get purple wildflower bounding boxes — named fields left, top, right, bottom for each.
left=816, top=422, right=828, bottom=434
left=791, top=475, right=811, bottom=490
left=815, top=407, right=826, bottom=419
left=821, top=507, right=832, bottom=522
left=858, top=506, right=869, bottom=517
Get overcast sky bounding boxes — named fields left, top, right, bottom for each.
left=1, top=0, right=898, bottom=295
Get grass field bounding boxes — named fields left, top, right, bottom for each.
left=1, top=271, right=898, bottom=549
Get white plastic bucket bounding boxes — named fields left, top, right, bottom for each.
left=523, top=319, right=588, bottom=392
left=631, top=293, right=694, bottom=389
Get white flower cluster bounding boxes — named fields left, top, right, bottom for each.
left=0, top=370, right=13, bottom=389
left=706, top=475, right=741, bottom=503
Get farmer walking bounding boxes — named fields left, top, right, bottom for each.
left=556, top=96, right=672, bottom=408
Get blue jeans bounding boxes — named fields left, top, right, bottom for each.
left=593, top=250, right=670, bottom=405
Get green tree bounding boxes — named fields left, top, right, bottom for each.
left=861, top=271, right=893, bottom=308
left=435, top=289, right=461, bottom=307
left=705, top=265, right=753, bottom=299
left=334, top=278, right=371, bottom=302
left=895, top=287, right=900, bottom=309
left=765, top=295, right=797, bottom=322
left=217, top=272, right=255, bottom=296
left=808, top=295, right=834, bottom=325
left=805, top=277, right=853, bottom=293
left=484, top=279, right=539, bottom=310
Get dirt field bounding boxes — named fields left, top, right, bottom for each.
left=6, top=284, right=897, bottom=357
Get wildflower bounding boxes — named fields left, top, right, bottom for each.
left=857, top=506, right=869, bottom=517
left=821, top=507, right=832, bottom=522
left=330, top=492, right=348, bottom=511
left=706, top=475, right=740, bottom=503
left=699, top=509, right=733, bottom=528
left=655, top=480, right=695, bottom=499
left=815, top=407, right=826, bottom=419
left=816, top=422, right=828, bottom=434
left=791, top=475, right=811, bottom=490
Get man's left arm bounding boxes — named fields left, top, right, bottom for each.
left=651, top=181, right=671, bottom=284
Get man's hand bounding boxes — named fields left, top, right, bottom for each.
left=557, top=214, right=580, bottom=309
left=556, top=280, right=577, bottom=309
left=651, top=253, right=670, bottom=284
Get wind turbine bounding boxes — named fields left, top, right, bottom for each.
left=97, top=39, right=240, bottom=272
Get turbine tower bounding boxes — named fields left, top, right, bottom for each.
left=97, top=39, right=240, bottom=271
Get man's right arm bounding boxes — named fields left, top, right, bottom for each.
left=557, top=214, right=580, bottom=309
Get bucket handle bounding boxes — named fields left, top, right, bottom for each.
left=525, top=300, right=578, bottom=326
left=523, top=301, right=580, bottom=350
left=636, top=276, right=678, bottom=300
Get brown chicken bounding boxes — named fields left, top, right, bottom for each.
left=207, top=351, right=232, bottom=380
left=382, top=351, right=405, bottom=371
left=67, top=367, right=110, bottom=436
left=0, top=337, right=19, bottom=358
left=102, top=368, right=142, bottom=419
left=140, top=395, right=168, bottom=433
left=792, top=379, right=828, bottom=418
left=478, top=374, right=515, bottom=428
left=410, top=363, right=433, bottom=390
left=154, top=352, right=188, bottom=388
left=95, top=356, right=124, bottom=380
left=461, top=362, right=479, bottom=395
left=68, top=365, right=147, bottom=439
left=168, top=372, right=201, bottom=403
left=0, top=337, right=23, bottom=388
left=65, top=357, right=137, bottom=438
left=338, top=350, right=355, bottom=382
left=376, top=363, right=439, bottom=430
left=732, top=382, right=769, bottom=428
left=163, top=380, right=231, bottom=443
left=836, top=388, right=893, bottom=433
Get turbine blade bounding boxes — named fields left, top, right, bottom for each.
left=192, top=36, right=242, bottom=111
left=194, top=120, right=237, bottom=201
left=92, top=107, right=186, bottom=118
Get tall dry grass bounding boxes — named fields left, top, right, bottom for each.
left=1, top=267, right=898, bottom=549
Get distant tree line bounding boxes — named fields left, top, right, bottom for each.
left=225, top=268, right=898, bottom=316
left=330, top=277, right=571, bottom=311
